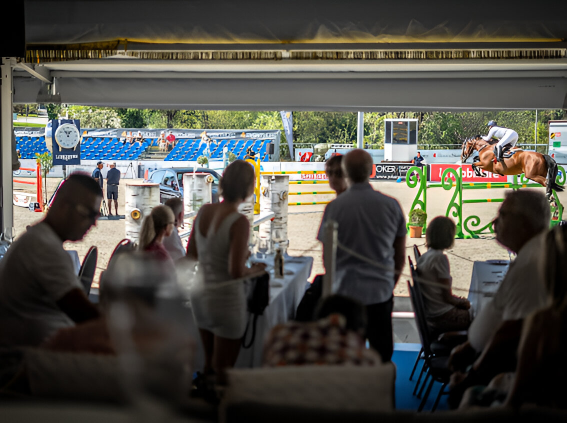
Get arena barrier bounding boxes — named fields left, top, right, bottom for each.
left=406, top=165, right=565, bottom=239
left=13, top=164, right=43, bottom=212
left=258, top=169, right=334, bottom=207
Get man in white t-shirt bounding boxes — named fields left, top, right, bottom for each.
left=163, top=197, right=186, bottom=261
left=0, top=173, right=102, bottom=347
left=448, top=190, right=549, bottom=406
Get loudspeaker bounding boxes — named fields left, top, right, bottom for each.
left=268, top=143, right=275, bottom=154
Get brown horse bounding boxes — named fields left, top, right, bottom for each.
left=461, top=136, right=563, bottom=199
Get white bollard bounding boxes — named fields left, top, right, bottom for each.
left=125, top=181, right=160, bottom=243
left=183, top=173, right=213, bottom=213
left=258, top=175, right=289, bottom=254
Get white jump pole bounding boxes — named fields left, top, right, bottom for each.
left=322, top=220, right=338, bottom=298
left=125, top=181, right=160, bottom=243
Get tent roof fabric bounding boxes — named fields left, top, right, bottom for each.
left=12, top=0, right=567, bottom=111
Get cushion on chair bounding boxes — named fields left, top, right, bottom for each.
left=222, top=364, right=395, bottom=415
left=23, top=348, right=126, bottom=403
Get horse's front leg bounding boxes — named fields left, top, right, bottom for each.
left=472, top=161, right=486, bottom=177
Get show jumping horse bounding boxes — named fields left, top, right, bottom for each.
left=461, top=136, right=564, bottom=201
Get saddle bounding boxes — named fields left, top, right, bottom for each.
left=493, top=145, right=521, bottom=159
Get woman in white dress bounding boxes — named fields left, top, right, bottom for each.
left=186, top=160, right=266, bottom=380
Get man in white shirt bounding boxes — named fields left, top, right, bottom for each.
left=317, top=149, right=406, bottom=362
left=163, top=197, right=186, bottom=261
left=0, top=173, right=102, bottom=347
left=448, top=190, right=549, bottom=406
left=481, top=120, right=519, bottom=163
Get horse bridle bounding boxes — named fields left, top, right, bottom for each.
left=461, top=138, right=475, bottom=163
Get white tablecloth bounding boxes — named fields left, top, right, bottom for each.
left=468, top=260, right=509, bottom=318
left=188, top=254, right=313, bottom=371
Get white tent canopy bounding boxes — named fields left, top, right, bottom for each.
left=3, top=0, right=567, bottom=239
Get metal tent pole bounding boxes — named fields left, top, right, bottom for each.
left=357, top=112, right=364, bottom=149
left=322, top=220, right=338, bottom=299
left=1, top=58, right=14, bottom=242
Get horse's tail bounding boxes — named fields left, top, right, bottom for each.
left=544, top=154, right=564, bottom=193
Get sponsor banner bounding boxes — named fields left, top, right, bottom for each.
left=280, top=111, right=294, bottom=159
left=301, top=173, right=328, bottom=180
left=371, top=163, right=415, bottom=180
left=430, top=164, right=507, bottom=182
left=295, top=148, right=314, bottom=162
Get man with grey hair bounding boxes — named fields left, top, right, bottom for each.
left=163, top=197, right=185, bottom=261
left=448, top=189, right=550, bottom=407
left=317, top=149, right=406, bottom=362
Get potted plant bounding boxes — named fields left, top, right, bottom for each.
left=408, top=208, right=427, bottom=238
left=197, top=155, right=209, bottom=167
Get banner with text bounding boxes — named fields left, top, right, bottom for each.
left=280, top=111, right=294, bottom=160
left=371, top=163, right=415, bottom=180
left=429, top=164, right=507, bottom=183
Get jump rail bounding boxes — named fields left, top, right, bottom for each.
left=406, top=165, right=565, bottom=239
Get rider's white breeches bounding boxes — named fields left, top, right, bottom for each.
left=496, top=130, right=518, bottom=149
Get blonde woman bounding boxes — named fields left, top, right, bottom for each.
left=416, top=216, right=471, bottom=334
left=138, top=205, right=175, bottom=263
left=187, top=160, right=266, bottom=382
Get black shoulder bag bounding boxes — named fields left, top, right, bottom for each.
left=242, top=272, right=270, bottom=348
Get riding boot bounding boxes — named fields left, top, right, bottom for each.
left=497, top=145, right=504, bottom=163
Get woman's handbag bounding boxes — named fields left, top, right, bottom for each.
left=242, top=272, right=270, bottom=348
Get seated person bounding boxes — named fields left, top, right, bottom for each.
left=324, top=155, right=347, bottom=195
left=417, top=216, right=471, bottom=335
left=138, top=205, right=175, bottom=264
left=503, top=224, right=567, bottom=409
left=126, top=132, right=133, bottom=145
left=0, top=173, right=101, bottom=347
left=135, top=131, right=144, bottom=143
left=244, top=147, right=256, bottom=160
left=448, top=190, right=549, bottom=408
left=263, top=295, right=382, bottom=366
left=163, top=198, right=186, bottom=262
left=43, top=252, right=187, bottom=356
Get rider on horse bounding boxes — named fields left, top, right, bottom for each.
left=481, top=121, right=519, bottom=163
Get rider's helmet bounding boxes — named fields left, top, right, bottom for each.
left=487, top=120, right=497, bottom=128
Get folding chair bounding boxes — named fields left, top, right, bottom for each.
left=407, top=262, right=451, bottom=412
left=78, top=246, right=98, bottom=296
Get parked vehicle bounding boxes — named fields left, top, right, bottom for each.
left=147, top=167, right=221, bottom=204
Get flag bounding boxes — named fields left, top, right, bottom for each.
left=280, top=111, right=294, bottom=160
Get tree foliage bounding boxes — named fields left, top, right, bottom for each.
left=26, top=104, right=567, bottom=157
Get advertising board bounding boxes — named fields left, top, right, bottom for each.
left=371, top=163, right=415, bottom=180
left=429, top=164, right=507, bottom=183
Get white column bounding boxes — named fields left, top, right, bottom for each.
left=258, top=175, right=289, bottom=254
left=1, top=58, right=14, bottom=242
left=183, top=173, right=213, bottom=212
left=125, top=181, right=160, bottom=242
left=357, top=112, right=364, bottom=149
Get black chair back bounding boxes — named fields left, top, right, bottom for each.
left=413, top=245, right=422, bottom=262
left=408, top=258, right=433, bottom=356
left=78, top=246, right=98, bottom=295
left=109, top=239, right=135, bottom=265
